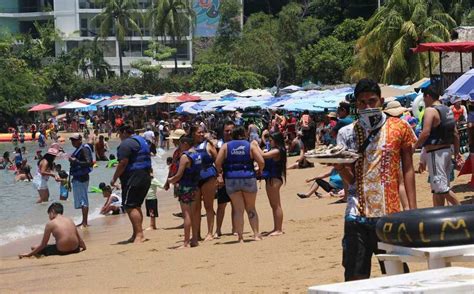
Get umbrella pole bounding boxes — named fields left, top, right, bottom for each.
left=439, top=51, right=443, bottom=89
left=460, top=52, right=463, bottom=73
left=428, top=51, right=432, bottom=77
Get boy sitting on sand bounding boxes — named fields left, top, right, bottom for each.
left=19, top=202, right=86, bottom=258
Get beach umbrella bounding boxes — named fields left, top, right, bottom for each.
left=95, top=99, right=114, bottom=108
left=58, top=101, right=89, bottom=109
left=217, top=89, right=239, bottom=97
left=177, top=93, right=201, bottom=102
left=176, top=102, right=199, bottom=114
left=159, top=94, right=181, bottom=104
left=282, top=85, right=302, bottom=92
left=237, top=88, right=272, bottom=97
left=443, top=69, right=474, bottom=101
left=28, top=104, right=55, bottom=112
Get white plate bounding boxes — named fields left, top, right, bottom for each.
left=305, top=156, right=358, bottom=164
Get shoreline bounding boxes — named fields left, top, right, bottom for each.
left=0, top=187, right=177, bottom=258
left=1, top=156, right=473, bottom=292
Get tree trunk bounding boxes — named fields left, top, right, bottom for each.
left=173, top=36, right=178, bottom=74
left=276, top=62, right=282, bottom=96
left=118, top=41, right=123, bottom=76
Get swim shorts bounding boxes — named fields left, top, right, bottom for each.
left=72, top=179, right=89, bottom=209
left=122, top=183, right=150, bottom=209
left=225, top=178, right=258, bottom=196
left=217, top=186, right=231, bottom=204
left=426, top=147, right=452, bottom=194
left=33, top=175, right=49, bottom=190
left=145, top=199, right=159, bottom=217
left=176, top=185, right=196, bottom=204
left=59, top=185, right=68, bottom=199
left=38, top=244, right=80, bottom=256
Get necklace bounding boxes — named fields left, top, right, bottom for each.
left=354, top=122, right=366, bottom=217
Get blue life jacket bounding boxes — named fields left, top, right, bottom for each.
left=71, top=144, right=93, bottom=177
left=14, top=153, right=22, bottom=165
left=195, top=140, right=217, bottom=180
left=179, top=150, right=202, bottom=187
left=125, top=135, right=152, bottom=173
left=262, top=147, right=284, bottom=179
left=224, top=140, right=255, bottom=179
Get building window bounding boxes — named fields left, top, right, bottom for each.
left=101, top=41, right=116, bottom=57
left=79, top=0, right=103, bottom=9
left=137, top=0, right=152, bottom=9
left=121, top=40, right=149, bottom=57
left=19, top=0, right=54, bottom=13
left=165, top=41, right=190, bottom=60
left=66, top=41, right=79, bottom=52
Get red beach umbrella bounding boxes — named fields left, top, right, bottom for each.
left=177, top=93, right=201, bottom=102
left=28, top=104, right=55, bottom=112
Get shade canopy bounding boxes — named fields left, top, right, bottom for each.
left=411, top=42, right=474, bottom=53
left=28, top=104, right=55, bottom=112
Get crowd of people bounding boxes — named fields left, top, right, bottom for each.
left=7, top=79, right=472, bottom=283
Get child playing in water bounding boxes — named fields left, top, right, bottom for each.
left=145, top=169, right=163, bottom=230
left=38, top=131, right=46, bottom=148
left=99, top=183, right=123, bottom=215
left=19, top=202, right=86, bottom=258
left=57, top=170, right=69, bottom=201
left=34, top=150, right=42, bottom=160
left=15, top=159, right=33, bottom=182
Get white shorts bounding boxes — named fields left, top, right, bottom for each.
left=33, top=175, right=49, bottom=190
left=426, top=147, right=452, bottom=194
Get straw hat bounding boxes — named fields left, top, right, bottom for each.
left=167, top=129, right=186, bottom=140
left=384, top=101, right=407, bottom=117
left=327, top=112, right=337, bottom=118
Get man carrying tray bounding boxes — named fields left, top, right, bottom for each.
left=335, top=79, right=417, bottom=281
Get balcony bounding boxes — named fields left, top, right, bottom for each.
left=79, top=0, right=151, bottom=9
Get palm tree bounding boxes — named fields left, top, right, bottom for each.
left=92, top=0, right=141, bottom=75
left=349, top=0, right=457, bottom=84
left=148, top=0, right=195, bottom=73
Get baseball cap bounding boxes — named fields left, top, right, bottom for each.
left=69, top=133, right=82, bottom=140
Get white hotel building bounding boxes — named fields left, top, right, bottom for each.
left=0, top=0, right=194, bottom=74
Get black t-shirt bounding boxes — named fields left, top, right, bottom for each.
left=118, top=137, right=149, bottom=186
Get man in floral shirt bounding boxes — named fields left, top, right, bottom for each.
left=336, top=79, right=417, bottom=281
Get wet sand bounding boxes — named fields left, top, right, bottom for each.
left=0, top=155, right=472, bottom=293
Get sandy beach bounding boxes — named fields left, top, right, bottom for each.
left=0, top=155, right=472, bottom=293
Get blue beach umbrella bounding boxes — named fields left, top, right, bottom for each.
left=444, top=69, right=474, bottom=101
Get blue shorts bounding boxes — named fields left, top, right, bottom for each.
left=60, top=185, right=68, bottom=199
left=72, top=179, right=89, bottom=209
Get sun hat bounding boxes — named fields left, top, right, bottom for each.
left=384, top=101, right=407, bottom=117
left=46, top=148, right=59, bottom=156
left=50, top=143, right=64, bottom=152
left=167, top=129, right=186, bottom=140
left=69, top=133, right=82, bottom=140
left=327, top=112, right=337, bottom=118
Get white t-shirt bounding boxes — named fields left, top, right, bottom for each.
left=143, top=130, right=155, bottom=142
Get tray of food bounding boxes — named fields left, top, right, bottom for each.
left=305, top=145, right=359, bottom=164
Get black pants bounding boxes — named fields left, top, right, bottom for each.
left=342, top=220, right=409, bottom=281
left=315, top=179, right=334, bottom=193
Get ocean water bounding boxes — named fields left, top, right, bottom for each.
left=0, top=140, right=171, bottom=246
